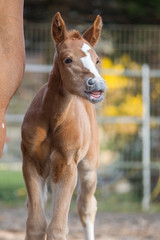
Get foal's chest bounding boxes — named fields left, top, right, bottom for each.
left=51, top=102, right=92, bottom=160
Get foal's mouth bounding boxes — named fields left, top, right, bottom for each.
left=85, top=90, right=104, bottom=103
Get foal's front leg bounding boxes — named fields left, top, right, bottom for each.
left=22, top=159, right=48, bottom=240
left=47, top=152, right=77, bottom=240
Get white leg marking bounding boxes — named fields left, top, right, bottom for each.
left=81, top=43, right=102, bottom=80
left=2, top=123, right=4, bottom=128
left=84, top=217, right=94, bottom=240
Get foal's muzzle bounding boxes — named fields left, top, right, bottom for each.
left=85, top=77, right=107, bottom=103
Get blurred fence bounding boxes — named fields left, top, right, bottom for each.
left=24, top=23, right=160, bottom=67
left=1, top=22, right=160, bottom=210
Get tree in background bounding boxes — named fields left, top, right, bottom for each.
left=24, top=0, right=160, bottom=24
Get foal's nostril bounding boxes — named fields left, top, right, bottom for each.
left=87, top=78, right=95, bottom=86
left=88, top=79, right=93, bottom=85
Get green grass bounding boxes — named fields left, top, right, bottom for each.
left=97, top=192, right=141, bottom=212
left=1, top=169, right=160, bottom=213
left=0, top=170, right=26, bottom=205
left=70, top=190, right=142, bottom=213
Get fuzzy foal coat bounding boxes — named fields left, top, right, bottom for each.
left=21, top=12, right=105, bottom=240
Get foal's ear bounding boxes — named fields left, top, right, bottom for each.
left=83, top=15, right=102, bottom=47
left=51, top=12, right=67, bottom=44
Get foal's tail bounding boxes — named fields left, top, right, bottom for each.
left=0, top=112, right=6, bottom=158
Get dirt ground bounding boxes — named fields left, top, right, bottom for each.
left=0, top=207, right=159, bottom=240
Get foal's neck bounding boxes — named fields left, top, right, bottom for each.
left=44, top=55, right=74, bottom=122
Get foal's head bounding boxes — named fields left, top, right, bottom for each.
left=51, top=12, right=106, bottom=104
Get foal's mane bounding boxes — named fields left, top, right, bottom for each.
left=67, top=30, right=82, bottom=40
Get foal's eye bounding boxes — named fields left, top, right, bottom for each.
left=65, top=58, right=72, bottom=64
left=96, top=59, right=100, bottom=65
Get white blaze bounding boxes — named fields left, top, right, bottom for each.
left=2, top=123, right=4, bottom=129
left=81, top=43, right=101, bottom=80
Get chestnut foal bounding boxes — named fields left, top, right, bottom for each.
left=21, top=12, right=106, bottom=240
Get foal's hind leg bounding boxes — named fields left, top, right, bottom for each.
left=22, top=158, right=48, bottom=240
left=77, top=159, right=98, bottom=240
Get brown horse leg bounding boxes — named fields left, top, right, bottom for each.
left=22, top=159, right=47, bottom=240
left=47, top=152, right=77, bottom=240
left=77, top=159, right=97, bottom=240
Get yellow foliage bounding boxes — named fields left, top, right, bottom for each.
left=100, top=55, right=142, bottom=117
left=151, top=80, right=160, bottom=100
left=102, top=94, right=142, bottom=117
left=103, top=75, right=128, bottom=90
left=16, top=187, right=26, bottom=197
left=121, top=94, right=142, bottom=116
left=156, top=81, right=160, bottom=94
left=120, top=54, right=131, bottom=66
left=103, top=105, right=118, bottom=116
left=101, top=57, right=113, bottom=68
